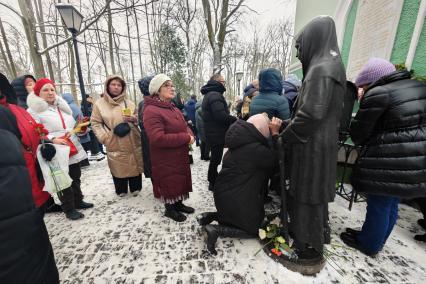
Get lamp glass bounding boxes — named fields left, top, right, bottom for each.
left=56, top=4, right=84, bottom=32
left=236, top=72, right=244, bottom=81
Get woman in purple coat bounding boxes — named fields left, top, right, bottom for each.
left=143, top=74, right=195, bottom=222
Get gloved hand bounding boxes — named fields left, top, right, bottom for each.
left=41, top=143, right=56, bottom=161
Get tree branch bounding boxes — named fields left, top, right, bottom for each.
left=37, top=0, right=114, bottom=55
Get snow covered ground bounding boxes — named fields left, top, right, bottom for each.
left=44, top=147, right=426, bottom=283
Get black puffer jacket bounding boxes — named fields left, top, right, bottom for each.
left=10, top=75, right=36, bottom=109
left=350, top=71, right=426, bottom=198
left=0, top=128, right=59, bottom=284
left=214, top=120, right=277, bottom=235
left=201, top=80, right=237, bottom=146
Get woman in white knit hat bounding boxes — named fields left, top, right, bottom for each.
left=143, top=74, right=195, bottom=222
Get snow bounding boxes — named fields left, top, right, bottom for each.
left=44, top=147, right=426, bottom=283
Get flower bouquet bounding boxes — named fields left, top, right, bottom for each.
left=70, top=116, right=90, bottom=136
left=255, top=216, right=297, bottom=259
left=255, top=215, right=346, bottom=276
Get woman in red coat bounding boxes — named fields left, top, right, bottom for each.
left=143, top=74, right=195, bottom=222
left=0, top=73, right=52, bottom=210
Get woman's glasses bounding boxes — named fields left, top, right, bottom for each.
left=162, top=83, right=175, bottom=88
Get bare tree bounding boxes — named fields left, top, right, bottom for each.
left=133, top=0, right=143, bottom=77
left=201, top=0, right=245, bottom=73
left=17, top=0, right=46, bottom=77
left=107, top=0, right=116, bottom=74
left=34, top=0, right=55, bottom=80
left=0, top=18, right=17, bottom=78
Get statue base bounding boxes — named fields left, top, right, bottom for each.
left=262, top=242, right=326, bottom=276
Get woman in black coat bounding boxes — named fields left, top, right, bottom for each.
left=198, top=114, right=282, bottom=254
left=340, top=58, right=426, bottom=256
left=0, top=107, right=59, bottom=284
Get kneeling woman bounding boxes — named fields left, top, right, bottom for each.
left=198, top=114, right=282, bottom=254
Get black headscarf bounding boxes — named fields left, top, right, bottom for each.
left=295, top=16, right=344, bottom=81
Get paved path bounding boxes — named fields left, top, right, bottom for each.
left=44, top=147, right=426, bottom=283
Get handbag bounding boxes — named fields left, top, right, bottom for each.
left=59, top=135, right=78, bottom=156
left=57, top=107, right=78, bottom=157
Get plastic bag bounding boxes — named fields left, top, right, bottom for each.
left=37, top=144, right=72, bottom=195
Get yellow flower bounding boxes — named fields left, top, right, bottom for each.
left=276, top=236, right=286, bottom=244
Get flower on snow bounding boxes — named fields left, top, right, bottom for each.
left=259, top=229, right=267, bottom=240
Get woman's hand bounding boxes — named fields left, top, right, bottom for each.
left=52, top=137, right=68, bottom=145
left=269, top=117, right=283, bottom=136
left=123, top=115, right=137, bottom=123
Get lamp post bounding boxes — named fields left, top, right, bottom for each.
left=236, top=71, right=244, bottom=98
left=56, top=4, right=89, bottom=116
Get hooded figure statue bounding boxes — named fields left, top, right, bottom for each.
left=278, top=16, right=346, bottom=274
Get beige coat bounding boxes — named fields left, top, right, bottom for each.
left=91, top=76, right=143, bottom=178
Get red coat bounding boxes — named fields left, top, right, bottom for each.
left=8, top=104, right=49, bottom=207
left=143, top=96, right=192, bottom=202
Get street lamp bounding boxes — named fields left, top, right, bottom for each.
left=56, top=4, right=89, bottom=116
left=236, top=71, right=244, bottom=97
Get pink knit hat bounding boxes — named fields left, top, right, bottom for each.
left=355, top=57, right=396, bottom=87
left=247, top=113, right=270, bottom=138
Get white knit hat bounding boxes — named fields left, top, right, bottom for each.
left=149, top=74, right=172, bottom=95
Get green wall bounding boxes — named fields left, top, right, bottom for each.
left=390, top=0, right=421, bottom=64
left=341, top=0, right=358, bottom=68
left=412, top=22, right=426, bottom=76
left=292, top=68, right=303, bottom=79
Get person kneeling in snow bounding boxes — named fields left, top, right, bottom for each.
left=197, top=113, right=282, bottom=254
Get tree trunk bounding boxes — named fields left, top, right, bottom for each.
left=107, top=0, right=116, bottom=74
left=34, top=0, right=54, bottom=80
left=83, top=31, right=94, bottom=95
left=133, top=1, right=143, bottom=77
left=144, top=0, right=158, bottom=72
left=125, top=0, right=136, bottom=103
left=55, top=1, right=63, bottom=94
left=64, top=28, right=77, bottom=101
left=17, top=0, right=46, bottom=78
left=0, top=18, right=17, bottom=78
left=113, top=31, right=124, bottom=78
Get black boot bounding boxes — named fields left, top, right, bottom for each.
left=345, top=227, right=361, bottom=236
left=197, top=212, right=218, bottom=226
left=45, top=203, right=63, bottom=213
left=77, top=201, right=94, bottom=209
left=164, top=203, right=186, bottom=222
left=174, top=200, right=195, bottom=214
left=65, top=209, right=84, bottom=220
left=204, top=224, right=251, bottom=255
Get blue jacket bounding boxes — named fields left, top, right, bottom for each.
left=195, top=99, right=206, bottom=141
left=62, top=93, right=90, bottom=144
left=282, top=80, right=299, bottom=113
left=184, top=98, right=197, bottom=125
left=249, top=68, right=290, bottom=120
